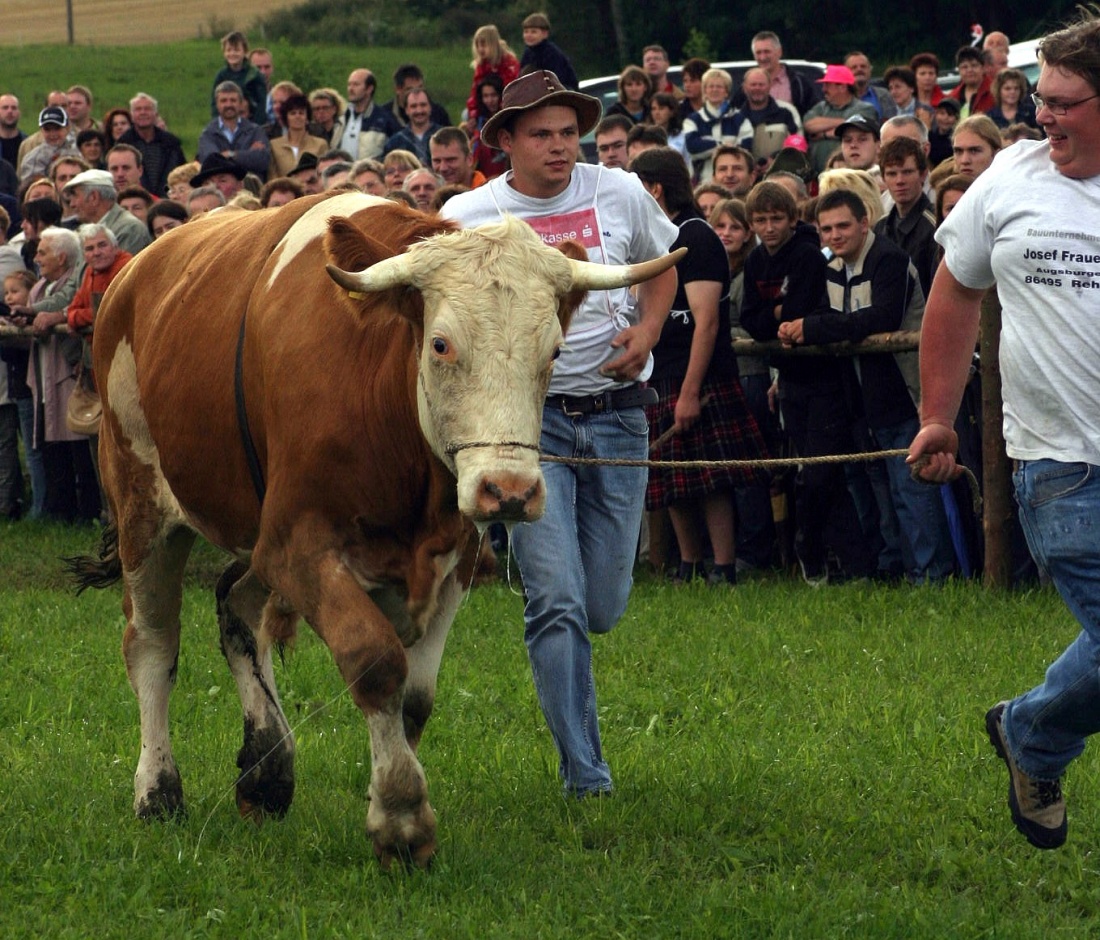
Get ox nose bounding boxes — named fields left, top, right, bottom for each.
left=475, top=473, right=544, bottom=522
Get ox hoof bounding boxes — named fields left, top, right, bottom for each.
left=135, top=770, right=185, bottom=821
left=234, top=766, right=295, bottom=822
left=367, top=796, right=437, bottom=870
left=235, top=777, right=295, bottom=823
left=234, top=725, right=296, bottom=820
left=372, top=833, right=437, bottom=871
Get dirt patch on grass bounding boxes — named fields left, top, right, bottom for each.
left=2, top=0, right=300, bottom=45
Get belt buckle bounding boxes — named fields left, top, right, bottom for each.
left=561, top=396, right=586, bottom=418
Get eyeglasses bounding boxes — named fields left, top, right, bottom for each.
left=1030, top=91, right=1100, bottom=115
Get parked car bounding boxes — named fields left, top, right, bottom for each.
left=577, top=60, right=826, bottom=163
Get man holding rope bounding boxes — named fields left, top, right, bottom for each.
left=910, top=9, right=1100, bottom=850
left=442, top=71, right=678, bottom=799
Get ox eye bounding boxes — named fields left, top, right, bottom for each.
left=550, top=347, right=562, bottom=361
left=430, top=335, right=458, bottom=363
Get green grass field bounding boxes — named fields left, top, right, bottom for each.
left=3, top=520, right=1099, bottom=938
left=4, top=41, right=473, bottom=159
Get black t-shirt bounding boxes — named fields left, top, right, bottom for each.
left=651, top=210, right=734, bottom=383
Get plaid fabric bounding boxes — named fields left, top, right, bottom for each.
left=645, top=375, right=769, bottom=510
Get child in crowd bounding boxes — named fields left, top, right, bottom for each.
left=741, top=181, right=878, bottom=584
left=928, top=97, right=960, bottom=166
left=210, top=31, right=267, bottom=124
left=4, top=270, right=35, bottom=310
left=1, top=269, right=41, bottom=519
left=518, top=12, right=579, bottom=89
left=463, top=25, right=520, bottom=135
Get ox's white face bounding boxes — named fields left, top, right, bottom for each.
left=301, top=197, right=574, bottom=528
left=413, top=260, right=568, bottom=526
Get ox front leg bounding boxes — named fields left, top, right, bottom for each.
left=121, top=526, right=196, bottom=820
left=216, top=563, right=296, bottom=822
left=400, top=572, right=461, bottom=752
left=272, top=553, right=438, bottom=869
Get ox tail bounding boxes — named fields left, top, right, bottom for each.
left=63, top=522, right=123, bottom=594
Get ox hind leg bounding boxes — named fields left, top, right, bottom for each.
left=215, top=562, right=296, bottom=820
left=121, top=524, right=196, bottom=819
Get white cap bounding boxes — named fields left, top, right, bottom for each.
left=63, top=168, right=116, bottom=191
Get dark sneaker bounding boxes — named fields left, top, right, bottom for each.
left=985, top=702, right=1067, bottom=849
left=797, top=555, right=827, bottom=587
left=707, top=564, right=737, bottom=587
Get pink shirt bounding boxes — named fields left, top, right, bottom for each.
left=769, top=65, right=793, bottom=106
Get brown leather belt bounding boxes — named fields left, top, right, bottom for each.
left=545, top=385, right=658, bottom=416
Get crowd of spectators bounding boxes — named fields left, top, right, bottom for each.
left=0, top=17, right=1042, bottom=588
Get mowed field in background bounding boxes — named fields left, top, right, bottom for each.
left=0, top=0, right=301, bottom=45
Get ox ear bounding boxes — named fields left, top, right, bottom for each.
left=324, top=217, right=393, bottom=280
left=554, top=240, right=588, bottom=336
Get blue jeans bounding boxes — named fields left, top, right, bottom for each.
left=512, top=403, right=649, bottom=795
left=15, top=397, right=45, bottom=519
left=1003, top=460, right=1100, bottom=780
left=873, top=416, right=956, bottom=582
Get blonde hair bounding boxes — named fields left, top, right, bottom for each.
left=167, top=161, right=200, bottom=189
left=701, top=68, right=733, bottom=95
left=308, top=87, right=347, bottom=115
left=228, top=192, right=261, bottom=210
left=4, top=269, right=37, bottom=296
left=817, top=168, right=883, bottom=225
left=952, top=114, right=1003, bottom=155
left=383, top=149, right=422, bottom=173
left=471, top=25, right=513, bottom=67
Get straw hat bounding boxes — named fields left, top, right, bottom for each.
left=480, top=70, right=602, bottom=149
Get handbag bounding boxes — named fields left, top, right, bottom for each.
left=66, top=363, right=102, bottom=436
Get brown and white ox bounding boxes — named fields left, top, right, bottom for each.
left=75, top=192, right=679, bottom=868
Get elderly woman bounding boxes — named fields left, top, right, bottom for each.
left=683, top=67, right=737, bottom=181
left=11, top=226, right=100, bottom=521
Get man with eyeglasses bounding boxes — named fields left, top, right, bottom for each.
left=911, top=10, right=1100, bottom=852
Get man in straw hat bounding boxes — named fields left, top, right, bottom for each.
left=441, top=70, right=679, bottom=799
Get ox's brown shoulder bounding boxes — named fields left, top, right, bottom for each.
left=325, top=200, right=457, bottom=274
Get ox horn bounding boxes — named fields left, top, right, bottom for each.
left=326, top=254, right=417, bottom=296
left=567, top=247, right=686, bottom=291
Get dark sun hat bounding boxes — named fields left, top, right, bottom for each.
left=191, top=152, right=248, bottom=187
left=480, top=70, right=602, bottom=150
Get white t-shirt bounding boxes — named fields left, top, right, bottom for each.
left=441, top=163, right=679, bottom=396
left=937, top=139, right=1100, bottom=465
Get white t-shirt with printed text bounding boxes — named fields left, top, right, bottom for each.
left=441, top=163, right=679, bottom=396
left=937, top=139, right=1100, bottom=465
